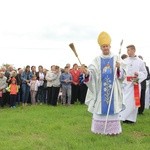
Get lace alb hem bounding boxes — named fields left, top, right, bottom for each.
left=91, top=119, right=122, bottom=135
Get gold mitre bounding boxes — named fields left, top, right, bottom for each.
left=97, top=31, right=111, bottom=46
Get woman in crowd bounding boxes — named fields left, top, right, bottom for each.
left=21, top=65, right=32, bottom=106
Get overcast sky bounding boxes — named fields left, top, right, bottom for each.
left=0, top=0, right=150, bottom=69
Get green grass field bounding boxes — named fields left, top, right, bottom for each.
left=0, top=104, right=150, bottom=150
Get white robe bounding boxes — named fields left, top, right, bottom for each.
left=119, top=56, right=147, bottom=122
left=145, top=80, right=150, bottom=109
left=85, top=53, right=125, bottom=134
left=85, top=54, right=124, bottom=115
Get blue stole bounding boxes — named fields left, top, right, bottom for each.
left=101, top=57, right=114, bottom=115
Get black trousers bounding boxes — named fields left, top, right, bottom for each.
left=4, top=92, right=10, bottom=105
left=71, top=84, right=80, bottom=104
left=138, top=89, right=146, bottom=114
left=37, top=86, right=45, bottom=103
left=79, top=84, right=88, bottom=104
left=47, top=86, right=60, bottom=106
left=51, top=87, right=60, bottom=106
left=47, top=87, right=52, bottom=105
left=0, top=97, right=4, bottom=107
left=10, top=94, right=17, bottom=107
left=0, top=93, right=7, bottom=107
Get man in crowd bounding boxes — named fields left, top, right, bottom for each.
left=138, top=55, right=150, bottom=114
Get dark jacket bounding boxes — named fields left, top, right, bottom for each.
left=16, top=74, right=22, bottom=85
left=141, top=66, right=150, bottom=90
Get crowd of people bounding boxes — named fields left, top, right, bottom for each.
left=0, top=63, right=88, bottom=108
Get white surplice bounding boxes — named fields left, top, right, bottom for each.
left=119, top=56, right=147, bottom=122
left=145, top=80, right=150, bottom=109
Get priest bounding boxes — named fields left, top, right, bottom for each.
left=84, top=31, right=125, bottom=135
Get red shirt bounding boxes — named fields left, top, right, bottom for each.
left=70, top=69, right=80, bottom=85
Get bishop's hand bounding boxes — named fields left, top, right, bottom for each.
left=116, top=61, right=120, bottom=69
left=81, top=64, right=89, bottom=76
